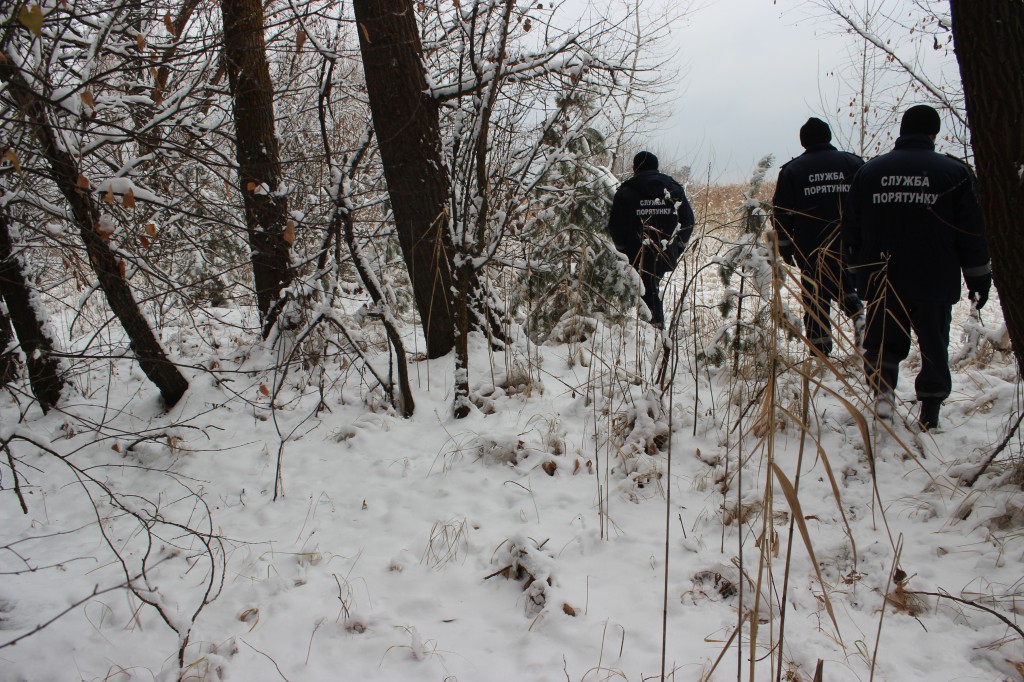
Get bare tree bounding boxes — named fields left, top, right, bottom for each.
left=949, top=0, right=1024, bottom=369
left=0, top=205, right=64, bottom=411
left=808, top=1, right=968, bottom=156
left=0, top=304, right=13, bottom=384
left=221, top=0, right=295, bottom=337
left=428, top=0, right=677, bottom=415
left=353, top=0, right=674, bottom=415
left=0, top=52, right=189, bottom=407
left=352, top=0, right=460, bottom=360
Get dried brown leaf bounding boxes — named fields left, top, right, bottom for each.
left=4, top=150, right=23, bottom=176
left=239, top=607, right=259, bottom=631
left=19, top=5, right=43, bottom=37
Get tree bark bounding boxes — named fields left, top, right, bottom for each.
left=0, top=209, right=64, bottom=411
left=949, top=1, right=1024, bottom=369
left=352, top=0, right=459, bottom=359
left=0, top=64, right=189, bottom=408
left=221, top=0, right=294, bottom=337
left=0, top=301, right=15, bottom=385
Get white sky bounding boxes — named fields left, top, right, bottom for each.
left=650, top=0, right=851, bottom=184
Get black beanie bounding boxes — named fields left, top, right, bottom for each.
left=633, top=151, right=659, bottom=173
left=900, top=105, right=941, bottom=136
left=799, top=117, right=831, bottom=148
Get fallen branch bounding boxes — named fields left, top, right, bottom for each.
left=0, top=569, right=154, bottom=650
left=907, top=590, right=1024, bottom=642
left=963, top=410, right=1024, bottom=487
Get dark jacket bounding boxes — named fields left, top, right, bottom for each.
left=773, top=143, right=864, bottom=289
left=607, top=170, right=695, bottom=276
left=841, top=135, right=990, bottom=304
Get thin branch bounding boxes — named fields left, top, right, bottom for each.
left=963, top=409, right=1024, bottom=487
left=826, top=2, right=967, bottom=127
left=907, top=590, right=1024, bottom=642
left=0, top=573, right=147, bottom=650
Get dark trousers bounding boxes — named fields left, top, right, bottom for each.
left=862, top=291, right=952, bottom=401
left=641, top=270, right=664, bottom=326
left=801, top=272, right=863, bottom=355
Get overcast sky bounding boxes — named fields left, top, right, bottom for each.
left=648, top=0, right=852, bottom=184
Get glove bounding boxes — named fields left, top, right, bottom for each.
left=965, top=273, right=991, bottom=310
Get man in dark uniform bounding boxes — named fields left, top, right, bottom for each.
left=607, top=151, right=695, bottom=328
left=842, top=104, right=991, bottom=430
left=773, top=117, right=865, bottom=357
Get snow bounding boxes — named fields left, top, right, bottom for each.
left=0, top=281, right=1021, bottom=682
left=95, top=177, right=163, bottom=205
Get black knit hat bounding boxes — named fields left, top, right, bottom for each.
left=633, top=151, right=659, bottom=172
left=900, top=105, right=941, bottom=136
left=799, top=117, right=831, bottom=148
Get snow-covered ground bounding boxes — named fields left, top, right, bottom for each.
left=1, top=273, right=1021, bottom=682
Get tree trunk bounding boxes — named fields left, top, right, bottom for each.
left=0, top=209, right=64, bottom=411
left=353, top=0, right=459, bottom=359
left=337, top=172, right=417, bottom=417
left=949, top=1, right=1024, bottom=369
left=221, top=0, right=294, bottom=337
left=0, top=64, right=189, bottom=408
left=0, top=301, right=15, bottom=385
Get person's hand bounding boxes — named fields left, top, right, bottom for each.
left=965, top=273, right=992, bottom=310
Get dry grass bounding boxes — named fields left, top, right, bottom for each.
left=421, top=517, right=469, bottom=570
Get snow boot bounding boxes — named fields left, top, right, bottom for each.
left=874, top=389, right=895, bottom=421
left=918, top=398, right=942, bottom=432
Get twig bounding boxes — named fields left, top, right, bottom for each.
left=0, top=578, right=137, bottom=649
left=241, top=638, right=292, bottom=682
left=698, top=624, right=742, bottom=682
left=1, top=440, right=28, bottom=514
left=906, top=590, right=1024, bottom=641
left=776, top=372, right=810, bottom=682
left=660, top=323, right=676, bottom=681
left=305, top=618, right=325, bottom=665
left=964, top=410, right=1024, bottom=487
left=871, top=536, right=903, bottom=682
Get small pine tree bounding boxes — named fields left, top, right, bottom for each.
left=517, top=101, right=636, bottom=343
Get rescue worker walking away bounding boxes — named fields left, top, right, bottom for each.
left=841, top=104, right=992, bottom=431
left=606, top=151, right=695, bottom=328
left=773, top=117, right=865, bottom=356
